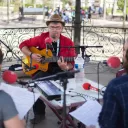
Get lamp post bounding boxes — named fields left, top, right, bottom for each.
left=103, top=0, right=106, bottom=19
left=123, top=0, right=126, bottom=27
left=74, top=0, right=81, bottom=54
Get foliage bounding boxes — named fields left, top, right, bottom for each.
left=117, top=0, right=128, bottom=10
left=0, top=2, right=3, bottom=6
left=36, top=4, right=43, bottom=8
left=13, top=0, right=20, bottom=12
left=31, top=0, right=35, bottom=4
left=126, top=7, right=128, bottom=14
left=43, top=1, right=52, bottom=8
left=25, top=3, right=34, bottom=7
left=106, top=8, right=112, bottom=15
left=82, top=6, right=89, bottom=11
left=116, top=9, right=123, bottom=13
left=62, top=0, right=72, bottom=8
left=63, top=0, right=71, bottom=5
left=106, top=7, right=128, bottom=15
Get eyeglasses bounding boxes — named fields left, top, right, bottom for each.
left=49, top=26, right=62, bottom=30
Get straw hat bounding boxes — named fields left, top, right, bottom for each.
left=46, top=14, right=65, bottom=26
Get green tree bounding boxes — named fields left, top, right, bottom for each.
left=117, top=0, right=128, bottom=10
left=31, top=0, right=35, bottom=4
left=63, top=0, right=72, bottom=6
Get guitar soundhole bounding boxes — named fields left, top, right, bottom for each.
left=41, top=56, right=46, bottom=64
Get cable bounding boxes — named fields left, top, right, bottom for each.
left=71, top=95, right=87, bottom=101
left=97, top=62, right=101, bottom=101
left=31, top=85, right=36, bottom=128
left=68, top=90, right=96, bottom=101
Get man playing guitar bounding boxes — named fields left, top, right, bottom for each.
left=19, top=14, right=76, bottom=124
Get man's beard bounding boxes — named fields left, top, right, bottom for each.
left=52, top=35, right=56, bottom=39
left=51, top=33, right=58, bottom=39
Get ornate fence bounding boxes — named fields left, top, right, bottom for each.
left=81, top=26, right=127, bottom=61
left=0, top=25, right=127, bottom=62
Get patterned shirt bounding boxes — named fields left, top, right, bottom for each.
left=99, top=74, right=128, bottom=128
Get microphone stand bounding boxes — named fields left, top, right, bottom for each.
left=60, top=78, right=68, bottom=128
left=0, top=39, right=30, bottom=69
left=58, top=45, right=103, bottom=63
left=59, top=45, right=103, bottom=60
left=29, top=69, right=79, bottom=83
left=97, top=62, right=101, bottom=102
left=27, top=70, right=79, bottom=128
left=79, top=46, right=103, bottom=60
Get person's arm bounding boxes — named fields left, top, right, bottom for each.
left=1, top=91, right=25, bottom=128
left=4, top=115, right=24, bottom=128
left=21, top=46, right=42, bottom=62
left=19, top=35, right=41, bottom=52
left=19, top=35, right=43, bottom=62
left=98, top=82, right=120, bottom=128
left=21, top=46, right=32, bottom=56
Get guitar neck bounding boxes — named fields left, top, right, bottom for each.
left=45, top=56, right=75, bottom=62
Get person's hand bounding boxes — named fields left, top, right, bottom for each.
left=58, top=57, right=69, bottom=71
left=31, top=53, right=42, bottom=62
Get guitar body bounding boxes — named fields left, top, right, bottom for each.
left=22, top=47, right=53, bottom=76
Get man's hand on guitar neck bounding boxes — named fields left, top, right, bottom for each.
left=31, top=53, right=42, bottom=62
left=58, top=57, right=73, bottom=71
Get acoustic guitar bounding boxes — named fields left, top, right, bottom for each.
left=22, top=47, right=75, bottom=76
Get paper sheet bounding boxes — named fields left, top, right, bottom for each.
left=0, top=82, right=40, bottom=119
left=69, top=100, right=102, bottom=126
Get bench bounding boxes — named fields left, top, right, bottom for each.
left=23, top=8, right=44, bottom=15
left=111, top=15, right=124, bottom=20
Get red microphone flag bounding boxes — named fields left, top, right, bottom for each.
left=82, top=83, right=91, bottom=90
left=33, top=64, right=39, bottom=69
left=107, top=56, right=120, bottom=68
left=2, top=70, right=17, bottom=84
left=45, top=37, right=53, bottom=44
left=83, top=83, right=99, bottom=91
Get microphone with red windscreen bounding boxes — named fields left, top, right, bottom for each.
left=45, top=37, right=53, bottom=54
left=83, top=83, right=99, bottom=92
left=2, top=70, right=17, bottom=84
left=82, top=83, right=105, bottom=94
left=106, top=56, right=121, bottom=68
left=97, top=56, right=120, bottom=100
left=32, top=64, right=39, bottom=70
left=28, top=63, right=39, bottom=71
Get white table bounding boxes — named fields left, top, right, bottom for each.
left=49, top=78, right=105, bottom=107
left=33, top=78, right=105, bottom=128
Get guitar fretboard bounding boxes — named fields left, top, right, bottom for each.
left=43, top=56, right=75, bottom=63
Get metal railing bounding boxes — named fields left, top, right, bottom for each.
left=0, top=25, right=127, bottom=62
left=81, top=25, right=127, bottom=61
